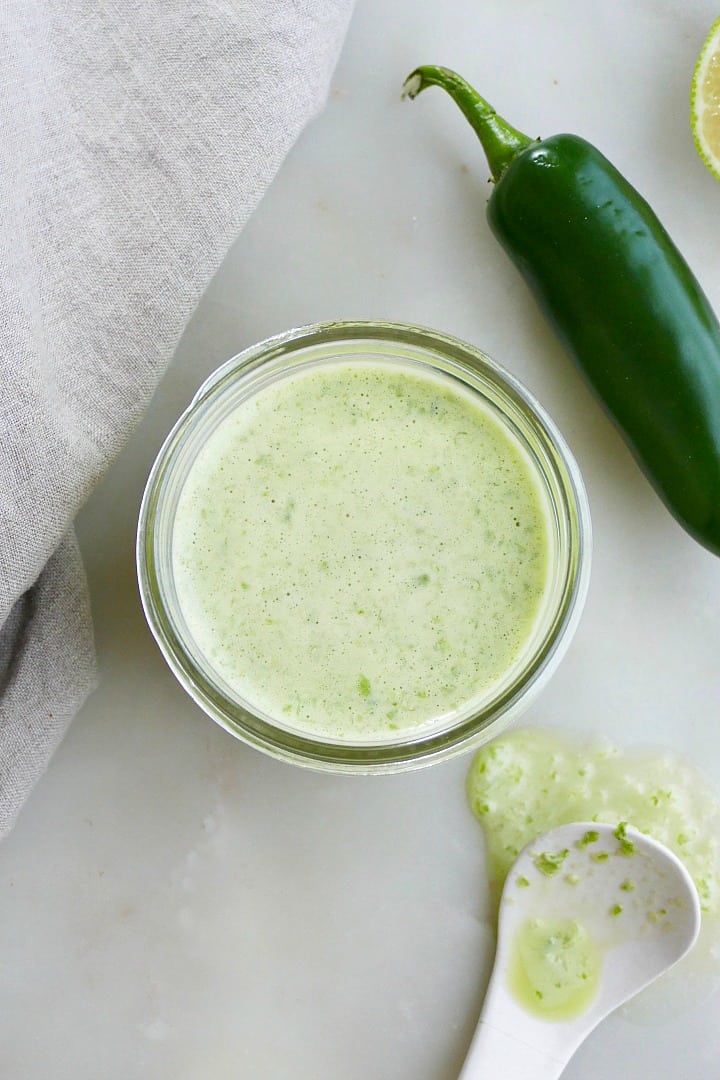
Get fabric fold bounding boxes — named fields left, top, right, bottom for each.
left=0, top=0, right=355, bottom=836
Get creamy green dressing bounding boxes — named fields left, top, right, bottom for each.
left=172, top=361, right=551, bottom=740
left=467, top=728, right=720, bottom=914
left=509, top=917, right=602, bottom=1020
left=469, top=729, right=720, bottom=1019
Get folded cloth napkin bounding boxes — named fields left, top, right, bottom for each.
left=0, top=0, right=355, bottom=838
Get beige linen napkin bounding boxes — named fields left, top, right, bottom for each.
left=0, top=0, right=355, bottom=838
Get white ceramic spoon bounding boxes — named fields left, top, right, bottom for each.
left=460, top=821, right=701, bottom=1079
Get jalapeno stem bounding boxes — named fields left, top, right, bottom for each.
left=402, top=65, right=533, bottom=183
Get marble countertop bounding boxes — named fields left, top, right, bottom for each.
left=3, top=1, right=720, bottom=1077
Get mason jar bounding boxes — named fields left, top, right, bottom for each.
left=137, top=321, right=591, bottom=772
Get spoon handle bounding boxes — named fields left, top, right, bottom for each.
left=458, top=1020, right=566, bottom=1079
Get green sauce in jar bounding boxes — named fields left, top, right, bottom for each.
left=172, top=359, right=552, bottom=740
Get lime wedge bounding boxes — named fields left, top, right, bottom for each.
left=691, top=15, right=720, bottom=181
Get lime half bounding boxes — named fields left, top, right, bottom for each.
left=691, top=15, right=720, bottom=181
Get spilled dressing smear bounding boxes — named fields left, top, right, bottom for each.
left=468, top=728, right=720, bottom=1018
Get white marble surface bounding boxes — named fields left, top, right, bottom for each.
left=3, top=1, right=720, bottom=1076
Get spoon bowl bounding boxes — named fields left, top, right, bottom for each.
left=460, top=821, right=701, bottom=1078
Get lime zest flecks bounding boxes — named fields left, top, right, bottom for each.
left=533, top=849, right=570, bottom=876
left=610, top=904, right=623, bottom=917
left=615, top=821, right=636, bottom=856
left=576, top=829, right=600, bottom=848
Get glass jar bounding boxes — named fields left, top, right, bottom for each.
left=137, top=321, right=591, bottom=772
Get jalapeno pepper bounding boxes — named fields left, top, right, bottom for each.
left=403, top=65, right=720, bottom=557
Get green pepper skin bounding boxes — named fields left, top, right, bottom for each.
left=490, top=134, right=720, bottom=555
left=404, top=67, right=720, bottom=557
